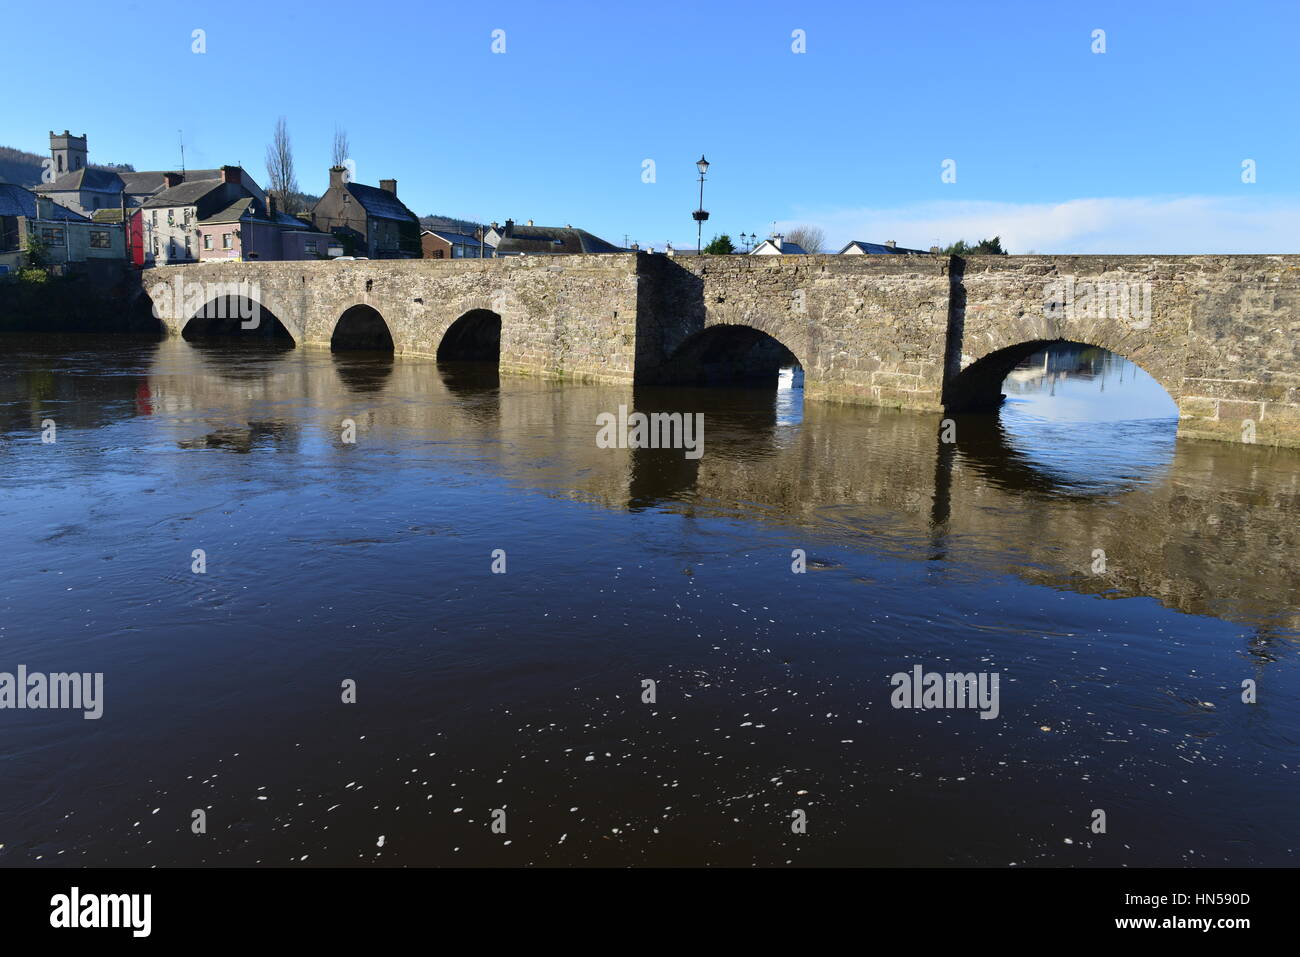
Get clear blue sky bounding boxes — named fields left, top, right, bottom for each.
left=6, top=0, right=1298, bottom=252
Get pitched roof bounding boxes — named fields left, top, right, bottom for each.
left=199, top=196, right=257, bottom=225
left=839, top=240, right=928, bottom=255
left=119, top=169, right=222, bottom=197
left=750, top=239, right=808, bottom=254
left=344, top=182, right=416, bottom=222
left=142, top=178, right=226, bottom=208
left=33, top=167, right=125, bottom=194
left=424, top=229, right=493, bottom=247
left=495, top=223, right=622, bottom=255
left=0, top=184, right=90, bottom=221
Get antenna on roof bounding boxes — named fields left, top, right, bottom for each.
left=178, top=130, right=186, bottom=174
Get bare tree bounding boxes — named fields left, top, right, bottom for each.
left=265, top=117, right=300, bottom=212
left=784, top=224, right=826, bottom=254
left=331, top=125, right=350, bottom=169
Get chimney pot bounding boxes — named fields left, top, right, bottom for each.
left=885, top=240, right=897, bottom=248
left=329, top=166, right=347, bottom=189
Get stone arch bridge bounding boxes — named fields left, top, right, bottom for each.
left=141, top=253, right=1300, bottom=446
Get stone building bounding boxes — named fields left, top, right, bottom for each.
left=0, top=185, right=124, bottom=279
left=310, top=167, right=421, bottom=259
left=32, top=129, right=264, bottom=215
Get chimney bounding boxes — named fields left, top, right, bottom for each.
left=220, top=165, right=241, bottom=185
left=503, top=219, right=514, bottom=236
left=773, top=234, right=783, bottom=252
left=527, top=219, right=534, bottom=227
left=329, top=166, right=347, bottom=189
left=266, top=194, right=277, bottom=218
left=929, top=245, right=941, bottom=254
left=885, top=240, right=897, bottom=249
left=490, top=221, right=499, bottom=230
left=35, top=195, right=54, bottom=220
left=163, top=171, right=183, bottom=188
left=379, top=178, right=397, bottom=196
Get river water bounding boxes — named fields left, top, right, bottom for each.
left=0, top=336, right=1296, bottom=866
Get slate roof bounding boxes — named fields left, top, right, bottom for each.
left=494, top=223, right=621, bottom=255
left=838, top=240, right=928, bottom=255
left=425, top=229, right=493, bottom=248
left=750, top=239, right=808, bottom=255
left=119, top=169, right=223, bottom=197
left=345, top=182, right=417, bottom=222
left=199, top=196, right=257, bottom=225
left=142, top=178, right=227, bottom=208
left=0, top=184, right=90, bottom=221
left=33, top=167, right=126, bottom=194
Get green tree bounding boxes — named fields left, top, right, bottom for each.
left=942, top=236, right=1007, bottom=255
left=703, top=233, right=735, bottom=254
left=23, top=232, right=49, bottom=270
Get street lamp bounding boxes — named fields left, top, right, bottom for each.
left=692, top=155, right=710, bottom=254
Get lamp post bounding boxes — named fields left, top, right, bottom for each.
left=692, top=155, right=710, bottom=254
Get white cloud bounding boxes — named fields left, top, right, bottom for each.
left=777, top=196, right=1300, bottom=255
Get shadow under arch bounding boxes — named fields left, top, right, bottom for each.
left=649, top=323, right=801, bottom=387
left=944, top=337, right=1180, bottom=416
left=331, top=304, right=394, bottom=352
left=438, top=309, right=501, bottom=363
left=181, top=295, right=295, bottom=344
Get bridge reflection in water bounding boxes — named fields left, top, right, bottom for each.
left=7, top=335, right=1286, bottom=635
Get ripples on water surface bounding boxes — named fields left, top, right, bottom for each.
left=0, top=337, right=1296, bottom=866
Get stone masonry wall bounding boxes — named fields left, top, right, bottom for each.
left=142, top=252, right=1300, bottom=447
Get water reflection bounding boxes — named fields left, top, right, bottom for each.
left=1, top=335, right=1298, bottom=868
left=987, top=343, right=1179, bottom=495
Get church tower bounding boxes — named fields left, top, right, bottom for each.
left=49, top=130, right=88, bottom=177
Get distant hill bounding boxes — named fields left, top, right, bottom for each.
left=0, top=145, right=134, bottom=187
left=419, top=214, right=486, bottom=236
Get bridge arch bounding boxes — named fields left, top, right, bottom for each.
left=652, top=323, right=802, bottom=387
left=437, top=309, right=501, bottom=363
left=331, top=304, right=394, bottom=351
left=181, top=293, right=295, bottom=343
left=945, top=338, right=1180, bottom=414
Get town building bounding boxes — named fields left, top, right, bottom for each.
left=32, top=130, right=265, bottom=215
left=140, top=167, right=262, bottom=265
left=311, top=168, right=421, bottom=259
left=90, top=207, right=144, bottom=267
left=0, top=184, right=124, bottom=279
left=838, top=240, right=931, bottom=255
left=196, top=195, right=335, bottom=262
left=421, top=228, right=493, bottom=259
left=749, top=235, right=808, bottom=255
left=488, top=219, right=622, bottom=256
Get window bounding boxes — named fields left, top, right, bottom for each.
left=434, top=249, right=444, bottom=259
left=185, top=235, right=191, bottom=255
left=184, top=209, right=191, bottom=224
left=152, top=237, right=158, bottom=256
left=89, top=230, right=111, bottom=249
left=41, top=227, right=65, bottom=244
left=304, top=240, right=318, bottom=253
left=151, top=211, right=157, bottom=227
left=203, top=234, right=211, bottom=250
left=222, top=233, right=232, bottom=249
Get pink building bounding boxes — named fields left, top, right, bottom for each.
left=197, top=195, right=334, bottom=262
